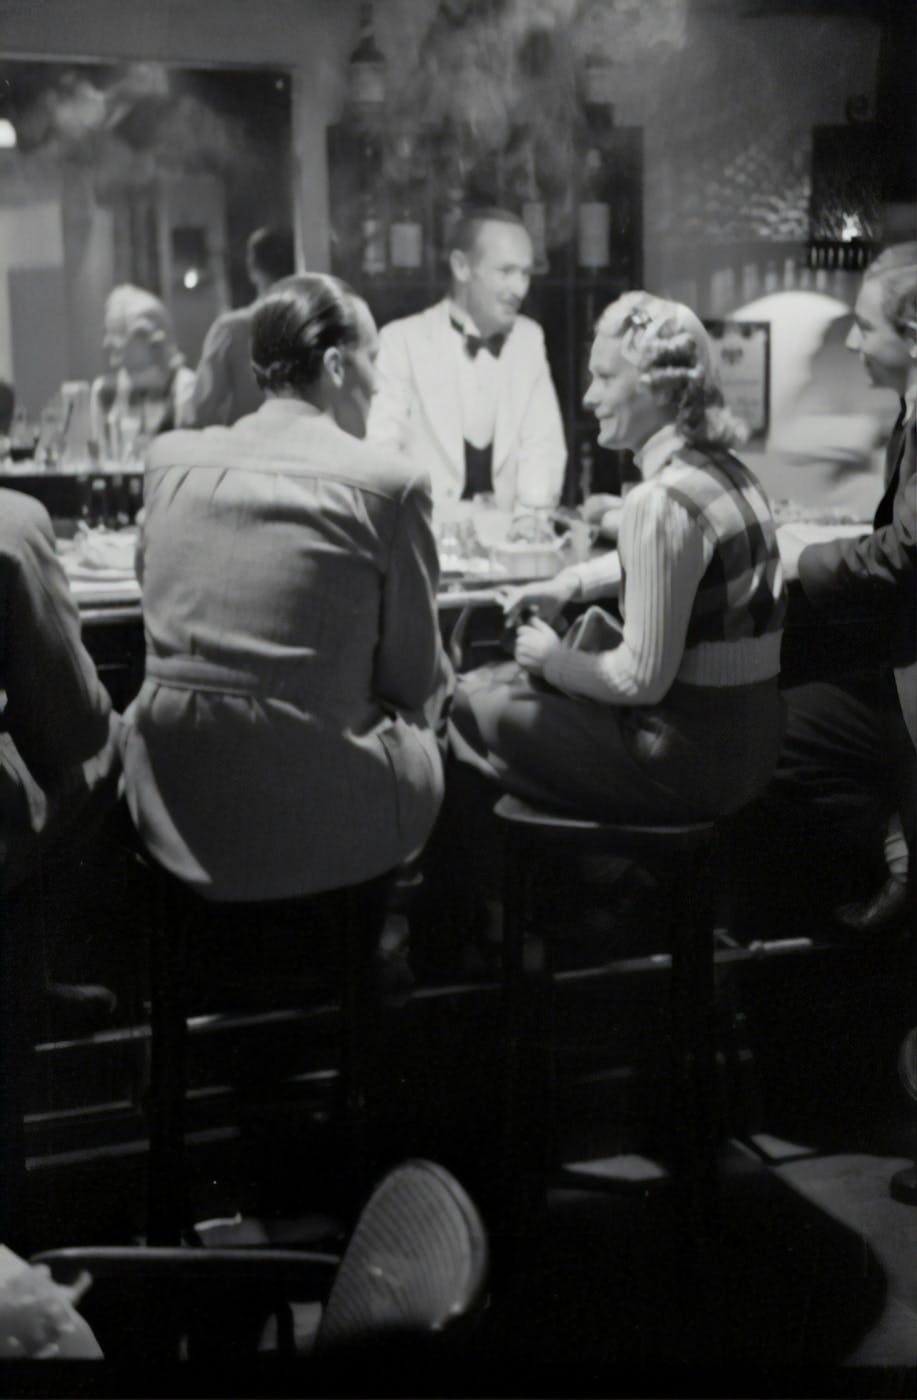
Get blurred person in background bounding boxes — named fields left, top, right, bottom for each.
left=189, top=226, right=297, bottom=428
left=768, top=242, right=916, bottom=939
left=89, top=285, right=195, bottom=457
left=367, top=208, right=566, bottom=517
left=744, top=288, right=899, bottom=522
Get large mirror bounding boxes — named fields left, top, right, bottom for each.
left=0, top=59, right=293, bottom=419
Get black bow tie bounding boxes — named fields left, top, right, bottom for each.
left=450, top=315, right=506, bottom=360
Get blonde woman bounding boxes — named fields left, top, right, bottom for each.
left=451, top=290, right=786, bottom=822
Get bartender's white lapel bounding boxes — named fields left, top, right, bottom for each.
left=409, top=301, right=465, bottom=491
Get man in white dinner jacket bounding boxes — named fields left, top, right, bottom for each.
left=367, top=208, right=566, bottom=514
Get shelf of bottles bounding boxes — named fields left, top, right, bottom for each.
left=328, top=4, right=643, bottom=503
left=805, top=237, right=875, bottom=272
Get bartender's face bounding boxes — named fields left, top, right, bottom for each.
left=846, top=277, right=910, bottom=393
left=583, top=331, right=663, bottom=453
left=453, top=220, right=532, bottom=337
left=334, top=299, right=379, bottom=439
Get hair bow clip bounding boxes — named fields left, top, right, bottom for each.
left=626, top=306, right=653, bottom=332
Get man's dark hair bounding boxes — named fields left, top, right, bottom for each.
left=247, top=227, right=297, bottom=284
left=450, top=207, right=527, bottom=259
left=251, top=273, right=360, bottom=395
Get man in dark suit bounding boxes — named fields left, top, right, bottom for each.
left=1, top=491, right=120, bottom=888
left=774, top=242, right=916, bottom=935
left=189, top=226, right=296, bottom=428
left=1, top=489, right=121, bottom=1042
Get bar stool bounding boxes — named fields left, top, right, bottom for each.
left=138, top=853, right=392, bottom=1246
left=494, top=794, right=722, bottom=1248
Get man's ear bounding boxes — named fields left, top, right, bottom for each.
left=449, top=249, right=470, bottom=286
left=323, top=345, right=345, bottom=387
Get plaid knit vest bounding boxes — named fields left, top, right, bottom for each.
left=621, top=443, right=785, bottom=649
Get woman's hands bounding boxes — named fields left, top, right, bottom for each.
left=500, top=572, right=579, bottom=627
left=514, top=616, right=562, bottom=677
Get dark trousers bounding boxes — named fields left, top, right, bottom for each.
left=733, top=672, right=916, bottom=938
left=774, top=674, right=915, bottom=856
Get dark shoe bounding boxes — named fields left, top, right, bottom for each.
left=835, top=876, right=911, bottom=941
left=44, top=981, right=118, bottom=1037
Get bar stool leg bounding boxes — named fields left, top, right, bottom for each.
left=499, top=829, right=552, bottom=1238
left=500, top=825, right=527, bottom=1232
left=668, top=837, right=722, bottom=1349
left=147, top=874, right=189, bottom=1246
left=0, top=885, right=27, bottom=1250
left=670, top=840, right=720, bottom=1225
left=340, top=878, right=388, bottom=1202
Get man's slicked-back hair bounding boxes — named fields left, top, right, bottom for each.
left=865, top=241, right=917, bottom=341
left=250, top=273, right=359, bottom=395
left=247, top=227, right=297, bottom=283
left=450, top=207, right=528, bottom=259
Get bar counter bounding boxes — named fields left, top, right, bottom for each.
left=69, top=539, right=885, bottom=717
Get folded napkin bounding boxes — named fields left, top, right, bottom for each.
left=59, top=526, right=138, bottom=582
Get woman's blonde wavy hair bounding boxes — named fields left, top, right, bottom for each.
left=596, top=290, right=748, bottom=448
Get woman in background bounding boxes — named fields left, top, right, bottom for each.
left=89, top=284, right=195, bottom=458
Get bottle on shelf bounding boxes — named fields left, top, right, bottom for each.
left=127, top=474, right=144, bottom=524
left=518, top=139, right=548, bottom=274
left=577, top=145, right=610, bottom=275
left=582, top=49, right=616, bottom=140
left=9, top=405, right=36, bottom=460
left=359, top=135, right=387, bottom=279
left=388, top=132, right=425, bottom=274
left=88, top=476, right=109, bottom=529
left=437, top=124, right=468, bottom=263
left=346, top=0, right=387, bottom=129
left=709, top=266, right=736, bottom=318
left=107, top=472, right=126, bottom=530
left=36, top=399, right=63, bottom=467
left=740, top=261, right=760, bottom=305
left=389, top=186, right=424, bottom=273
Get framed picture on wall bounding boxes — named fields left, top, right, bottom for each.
left=703, top=320, right=770, bottom=442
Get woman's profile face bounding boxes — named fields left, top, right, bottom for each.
left=121, top=325, right=164, bottom=381
left=582, top=331, right=664, bottom=453
left=102, top=309, right=127, bottom=370
left=334, top=301, right=379, bottom=439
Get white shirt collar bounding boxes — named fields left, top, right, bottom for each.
left=634, top=422, right=684, bottom=479
left=904, top=383, right=917, bottom=422
left=445, top=296, right=518, bottom=346
left=446, top=298, right=481, bottom=338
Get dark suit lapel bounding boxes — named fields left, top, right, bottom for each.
left=874, top=402, right=908, bottom=530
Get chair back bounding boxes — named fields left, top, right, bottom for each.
left=316, top=1159, right=489, bottom=1352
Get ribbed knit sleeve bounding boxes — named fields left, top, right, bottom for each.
left=554, top=550, right=623, bottom=602
left=543, top=481, right=709, bottom=706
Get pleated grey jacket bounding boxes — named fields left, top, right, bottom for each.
left=123, top=397, right=446, bottom=901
